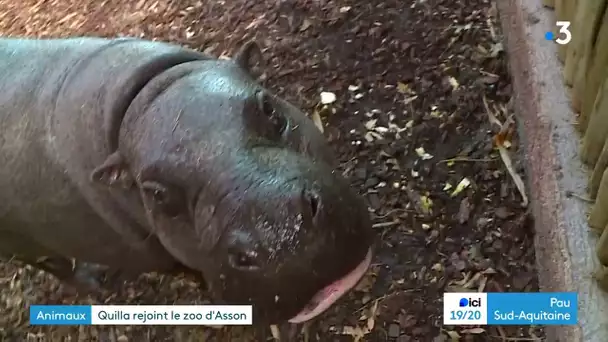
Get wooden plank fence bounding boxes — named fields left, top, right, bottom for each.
left=543, top=0, right=608, bottom=288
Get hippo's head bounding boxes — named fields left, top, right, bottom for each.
left=91, top=41, right=374, bottom=324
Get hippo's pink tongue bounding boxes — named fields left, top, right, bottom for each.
left=288, top=248, right=373, bottom=324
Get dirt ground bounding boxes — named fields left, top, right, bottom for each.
left=0, top=0, right=544, bottom=341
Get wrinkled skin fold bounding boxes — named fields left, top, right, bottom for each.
left=0, top=37, right=374, bottom=324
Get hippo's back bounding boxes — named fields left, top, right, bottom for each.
left=0, top=38, right=116, bottom=171
left=0, top=38, right=175, bottom=269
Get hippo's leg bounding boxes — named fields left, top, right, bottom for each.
left=31, top=257, right=117, bottom=293
left=0, top=230, right=119, bottom=294
left=5, top=254, right=114, bottom=294
left=29, top=258, right=206, bottom=295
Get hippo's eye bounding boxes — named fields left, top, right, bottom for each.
left=257, top=90, right=288, bottom=137
left=228, top=250, right=261, bottom=271
left=141, top=181, right=185, bottom=217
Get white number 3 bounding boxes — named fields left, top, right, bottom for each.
left=556, top=21, right=572, bottom=45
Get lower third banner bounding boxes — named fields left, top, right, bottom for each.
left=30, top=305, right=253, bottom=325
left=443, top=292, right=577, bottom=325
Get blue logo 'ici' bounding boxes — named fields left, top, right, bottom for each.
left=459, top=297, right=481, bottom=307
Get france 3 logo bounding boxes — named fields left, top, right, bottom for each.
left=544, top=21, right=571, bottom=45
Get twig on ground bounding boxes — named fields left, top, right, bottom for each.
left=483, top=95, right=528, bottom=207
left=496, top=326, right=507, bottom=341
left=488, top=336, right=541, bottom=341
left=371, top=220, right=400, bottom=229
left=437, top=157, right=496, bottom=163
left=565, top=190, right=595, bottom=203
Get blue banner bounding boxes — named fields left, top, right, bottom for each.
left=29, top=305, right=253, bottom=325
left=443, top=292, right=577, bottom=325
left=30, top=305, right=92, bottom=325
left=487, top=292, right=577, bottom=325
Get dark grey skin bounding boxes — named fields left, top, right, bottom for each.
left=0, top=37, right=373, bottom=324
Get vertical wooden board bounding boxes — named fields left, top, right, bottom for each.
left=597, top=222, right=608, bottom=266
left=582, top=77, right=608, bottom=165
left=570, top=0, right=580, bottom=21
left=593, top=265, right=608, bottom=291
left=561, top=44, right=571, bottom=80
left=590, top=135, right=608, bottom=198
left=571, top=0, right=606, bottom=112
left=554, top=0, right=565, bottom=19
left=589, top=167, right=608, bottom=231
left=563, top=0, right=585, bottom=87
left=580, top=4, right=608, bottom=133
left=555, top=0, right=568, bottom=61
left=564, top=0, right=580, bottom=66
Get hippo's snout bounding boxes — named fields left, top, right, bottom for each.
left=192, top=157, right=373, bottom=324
left=225, top=187, right=320, bottom=273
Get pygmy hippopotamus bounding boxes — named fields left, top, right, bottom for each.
left=0, top=37, right=374, bottom=324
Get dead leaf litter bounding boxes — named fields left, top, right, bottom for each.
left=0, top=0, right=542, bottom=341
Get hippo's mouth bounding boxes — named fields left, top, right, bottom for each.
left=288, top=248, right=373, bottom=324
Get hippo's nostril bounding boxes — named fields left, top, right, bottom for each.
left=303, top=189, right=320, bottom=218
left=228, top=250, right=261, bottom=271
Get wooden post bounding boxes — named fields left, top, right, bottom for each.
left=589, top=167, right=608, bottom=231
left=568, top=0, right=605, bottom=112
left=593, top=265, right=608, bottom=292
left=597, top=223, right=608, bottom=265
left=555, top=0, right=568, bottom=62
left=580, top=5, right=608, bottom=133
left=559, top=0, right=579, bottom=68
left=590, top=135, right=608, bottom=198
left=582, top=77, right=608, bottom=165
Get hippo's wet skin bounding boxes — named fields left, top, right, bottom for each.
left=0, top=37, right=374, bottom=324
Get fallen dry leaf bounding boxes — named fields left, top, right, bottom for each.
left=448, top=76, right=459, bottom=89
left=320, top=91, right=336, bottom=104
left=460, top=327, right=485, bottom=334
left=339, top=325, right=366, bottom=342
left=310, top=110, right=324, bottom=133
left=299, top=19, right=312, bottom=32
left=270, top=325, right=280, bottom=340
left=497, top=144, right=528, bottom=206
left=445, top=330, right=461, bottom=341
left=415, top=147, right=433, bottom=160
left=450, top=177, right=470, bottom=197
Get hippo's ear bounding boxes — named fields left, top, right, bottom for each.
left=90, top=151, right=134, bottom=188
left=233, top=40, right=264, bottom=78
